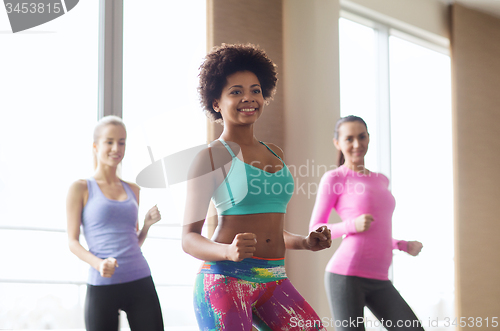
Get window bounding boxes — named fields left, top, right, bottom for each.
left=0, top=2, right=99, bottom=328
left=122, top=1, right=207, bottom=329
left=389, top=35, right=454, bottom=330
left=339, top=18, right=380, bottom=171
left=0, top=1, right=207, bottom=329
left=339, top=14, right=453, bottom=331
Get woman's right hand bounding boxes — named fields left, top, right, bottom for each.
left=354, top=214, right=374, bottom=232
left=226, top=233, right=257, bottom=262
left=99, top=257, right=119, bottom=277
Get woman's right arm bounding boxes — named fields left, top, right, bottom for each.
left=66, top=180, right=116, bottom=276
left=182, top=220, right=256, bottom=262
left=181, top=148, right=256, bottom=262
left=309, top=171, right=358, bottom=237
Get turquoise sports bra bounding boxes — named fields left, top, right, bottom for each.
left=212, top=139, right=294, bottom=216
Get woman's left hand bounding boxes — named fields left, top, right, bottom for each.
left=407, top=240, right=423, bottom=256
left=305, top=226, right=332, bottom=251
left=144, top=205, right=161, bottom=227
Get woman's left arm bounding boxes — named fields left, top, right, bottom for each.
left=138, top=205, right=161, bottom=247
left=283, top=226, right=332, bottom=251
left=406, top=240, right=423, bottom=256
left=393, top=238, right=423, bottom=256
left=264, top=143, right=332, bottom=251
left=129, top=182, right=161, bottom=247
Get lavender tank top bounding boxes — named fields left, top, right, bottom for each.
left=82, top=177, right=150, bottom=285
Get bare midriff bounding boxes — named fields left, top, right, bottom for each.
left=212, top=213, right=286, bottom=259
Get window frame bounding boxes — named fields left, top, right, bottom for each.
left=339, top=8, right=449, bottom=181
left=0, top=0, right=202, bottom=329
left=339, top=7, right=454, bottom=330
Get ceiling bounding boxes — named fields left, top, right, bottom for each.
left=443, top=0, right=500, bottom=18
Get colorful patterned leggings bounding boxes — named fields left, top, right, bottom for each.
left=194, top=258, right=326, bottom=331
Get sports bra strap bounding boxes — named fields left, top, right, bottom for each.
left=208, top=147, right=215, bottom=171
left=219, top=139, right=282, bottom=161
left=259, top=141, right=282, bottom=160
left=215, top=139, right=236, bottom=207
left=218, top=139, right=236, bottom=158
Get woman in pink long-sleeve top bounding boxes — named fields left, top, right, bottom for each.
left=309, top=115, right=424, bottom=331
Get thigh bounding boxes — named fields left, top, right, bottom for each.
left=252, top=279, right=326, bottom=331
left=194, top=273, right=257, bottom=331
left=324, top=272, right=366, bottom=331
left=85, top=284, right=120, bottom=331
left=123, top=276, right=164, bottom=331
left=365, top=282, right=424, bottom=331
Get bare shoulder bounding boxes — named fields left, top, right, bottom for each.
left=68, top=179, right=88, bottom=195
left=262, top=142, right=284, bottom=160
left=67, top=179, right=88, bottom=205
left=189, top=141, right=233, bottom=178
left=188, top=145, right=216, bottom=179
left=210, top=140, right=236, bottom=165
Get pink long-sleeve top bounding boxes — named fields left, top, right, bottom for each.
left=309, top=165, right=407, bottom=280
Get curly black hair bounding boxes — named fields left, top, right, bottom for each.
left=198, top=43, right=278, bottom=124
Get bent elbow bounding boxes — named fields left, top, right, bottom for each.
left=181, top=237, right=190, bottom=255
left=67, top=239, right=79, bottom=255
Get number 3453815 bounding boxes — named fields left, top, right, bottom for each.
left=5, top=3, right=62, bottom=14
left=444, top=317, right=498, bottom=328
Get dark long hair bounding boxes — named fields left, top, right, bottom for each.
left=334, top=115, right=368, bottom=166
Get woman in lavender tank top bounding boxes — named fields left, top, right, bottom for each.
left=309, top=115, right=424, bottom=331
left=66, top=116, right=163, bottom=331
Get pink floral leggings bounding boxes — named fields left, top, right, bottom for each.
left=194, top=273, right=326, bottom=331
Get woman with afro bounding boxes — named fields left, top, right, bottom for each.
left=182, top=43, right=331, bottom=330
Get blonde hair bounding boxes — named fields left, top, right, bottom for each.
left=92, top=115, right=127, bottom=170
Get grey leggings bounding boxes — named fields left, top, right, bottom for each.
left=325, top=272, right=425, bottom=331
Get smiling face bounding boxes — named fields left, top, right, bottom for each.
left=334, top=121, right=369, bottom=168
left=213, top=70, right=264, bottom=126
left=93, top=124, right=127, bottom=169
